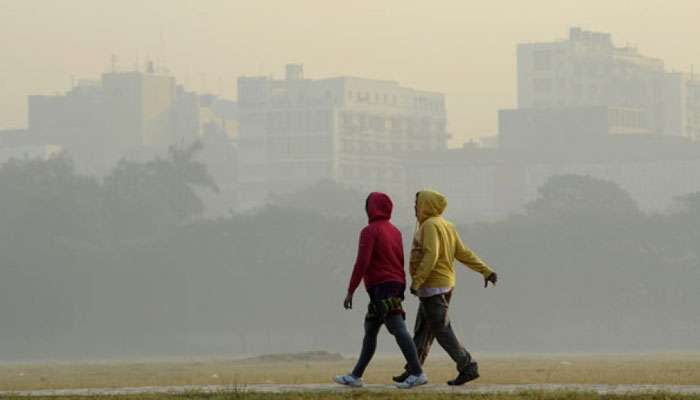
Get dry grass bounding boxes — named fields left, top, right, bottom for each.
left=1, top=353, right=699, bottom=391
left=3, top=391, right=700, bottom=400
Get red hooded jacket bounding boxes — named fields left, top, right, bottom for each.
left=347, top=192, right=406, bottom=295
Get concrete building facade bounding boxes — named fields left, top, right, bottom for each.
left=236, top=64, right=447, bottom=210
left=26, top=67, right=237, bottom=175
left=101, top=71, right=177, bottom=148
left=405, top=27, right=700, bottom=223
left=661, top=72, right=700, bottom=140
left=28, top=70, right=180, bottom=172
left=517, top=27, right=700, bottom=140
left=406, top=137, right=700, bottom=223
left=498, top=106, right=651, bottom=148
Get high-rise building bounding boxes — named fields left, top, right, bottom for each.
left=660, top=72, right=700, bottom=140
left=28, top=69, right=178, bottom=172
left=29, top=80, right=106, bottom=146
left=236, top=64, right=447, bottom=210
left=516, top=27, right=700, bottom=141
left=28, top=79, right=111, bottom=171
left=26, top=67, right=236, bottom=173
left=498, top=106, right=651, bottom=148
left=517, top=27, right=660, bottom=133
left=101, top=70, right=177, bottom=148
left=404, top=28, right=700, bottom=223
left=518, top=27, right=665, bottom=107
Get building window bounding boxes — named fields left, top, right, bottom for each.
left=533, top=78, right=552, bottom=93
left=534, top=50, right=552, bottom=70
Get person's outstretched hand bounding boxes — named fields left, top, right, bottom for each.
left=484, top=272, right=498, bottom=288
left=343, top=293, right=353, bottom=309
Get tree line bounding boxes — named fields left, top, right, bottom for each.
left=0, top=148, right=698, bottom=360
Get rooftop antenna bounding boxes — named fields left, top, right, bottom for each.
left=110, top=54, right=118, bottom=73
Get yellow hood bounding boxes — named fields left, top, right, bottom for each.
left=416, top=190, right=447, bottom=222
left=410, top=189, right=494, bottom=290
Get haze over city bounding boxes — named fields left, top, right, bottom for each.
left=0, top=3, right=699, bottom=392
left=3, top=0, right=700, bottom=144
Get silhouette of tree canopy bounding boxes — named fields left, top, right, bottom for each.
left=526, top=174, right=640, bottom=220
left=103, top=142, right=219, bottom=239
left=0, top=156, right=104, bottom=244
left=269, top=179, right=366, bottom=219
left=0, top=159, right=698, bottom=359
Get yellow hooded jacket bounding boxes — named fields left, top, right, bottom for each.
left=410, top=190, right=494, bottom=291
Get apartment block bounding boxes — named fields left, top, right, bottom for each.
left=236, top=64, right=447, bottom=210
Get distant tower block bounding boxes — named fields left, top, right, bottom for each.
left=286, top=64, right=304, bottom=80
left=236, top=64, right=448, bottom=211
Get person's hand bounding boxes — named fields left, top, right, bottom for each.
left=343, top=293, right=353, bottom=309
left=484, top=272, right=498, bottom=288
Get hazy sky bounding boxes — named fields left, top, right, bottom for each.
left=2, top=0, right=699, bottom=145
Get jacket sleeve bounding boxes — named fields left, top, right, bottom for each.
left=347, top=226, right=376, bottom=295
left=411, top=222, right=439, bottom=290
left=455, top=230, right=494, bottom=277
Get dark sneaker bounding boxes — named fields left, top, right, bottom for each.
left=392, top=371, right=410, bottom=383
left=447, top=363, right=479, bottom=386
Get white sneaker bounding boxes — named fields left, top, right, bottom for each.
left=395, top=373, right=428, bottom=389
left=334, top=374, right=363, bottom=388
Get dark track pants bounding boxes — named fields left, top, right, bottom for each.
left=410, top=290, right=474, bottom=372
left=351, top=311, right=422, bottom=378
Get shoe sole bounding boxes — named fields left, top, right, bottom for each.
left=336, top=383, right=363, bottom=388
left=447, top=374, right=479, bottom=386
left=334, top=378, right=363, bottom=388
left=396, top=379, right=428, bottom=389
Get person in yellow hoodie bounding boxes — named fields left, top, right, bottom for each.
left=393, top=189, right=498, bottom=386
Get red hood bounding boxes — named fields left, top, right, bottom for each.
left=366, top=192, right=393, bottom=222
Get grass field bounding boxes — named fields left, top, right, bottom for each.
left=1, top=353, right=699, bottom=392
left=2, top=391, right=700, bottom=400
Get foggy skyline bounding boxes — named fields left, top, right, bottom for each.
left=2, top=0, right=700, bottom=146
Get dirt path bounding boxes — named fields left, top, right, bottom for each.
left=4, top=383, right=700, bottom=396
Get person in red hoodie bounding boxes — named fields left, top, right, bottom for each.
left=334, top=192, right=427, bottom=389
